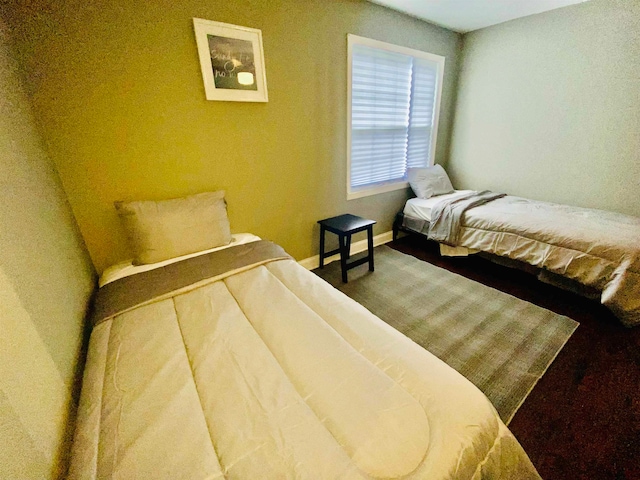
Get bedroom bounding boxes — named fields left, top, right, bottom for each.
left=1, top=0, right=638, bottom=478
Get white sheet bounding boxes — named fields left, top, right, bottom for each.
left=403, top=190, right=474, bottom=222
left=99, top=233, right=261, bottom=286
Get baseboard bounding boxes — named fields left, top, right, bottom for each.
left=298, top=231, right=394, bottom=270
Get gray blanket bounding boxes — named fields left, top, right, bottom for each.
left=92, top=240, right=290, bottom=327
left=429, top=191, right=506, bottom=245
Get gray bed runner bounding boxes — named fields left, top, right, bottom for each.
left=92, top=240, right=290, bottom=327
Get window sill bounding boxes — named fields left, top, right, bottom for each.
left=347, top=181, right=409, bottom=200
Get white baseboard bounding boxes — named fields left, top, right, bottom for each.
left=298, top=230, right=394, bottom=270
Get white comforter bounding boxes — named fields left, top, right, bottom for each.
left=456, top=196, right=640, bottom=326
left=69, top=258, right=539, bottom=479
left=404, top=193, right=640, bottom=326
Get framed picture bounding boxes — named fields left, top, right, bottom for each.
left=192, top=18, right=268, bottom=102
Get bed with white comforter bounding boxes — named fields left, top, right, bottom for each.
left=399, top=192, right=640, bottom=326
left=69, top=238, right=539, bottom=479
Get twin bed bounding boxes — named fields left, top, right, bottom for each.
left=397, top=166, right=640, bottom=327
left=68, top=191, right=540, bottom=479
left=395, top=190, right=640, bottom=327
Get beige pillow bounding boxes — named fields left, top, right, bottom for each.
left=115, top=191, right=232, bottom=265
left=407, top=164, right=454, bottom=199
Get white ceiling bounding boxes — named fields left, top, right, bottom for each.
left=369, top=0, right=591, bottom=33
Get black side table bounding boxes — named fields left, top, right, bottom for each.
left=317, top=214, right=376, bottom=283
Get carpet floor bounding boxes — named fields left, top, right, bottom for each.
left=314, top=245, right=578, bottom=423
left=390, top=235, right=640, bottom=480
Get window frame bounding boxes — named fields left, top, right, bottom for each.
left=346, top=34, right=445, bottom=200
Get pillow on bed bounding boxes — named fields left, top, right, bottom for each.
left=115, top=191, right=232, bottom=265
left=407, top=164, right=454, bottom=199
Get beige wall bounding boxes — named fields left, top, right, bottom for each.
left=0, top=18, right=95, bottom=479
left=449, top=0, right=640, bottom=216
left=4, top=0, right=462, bottom=274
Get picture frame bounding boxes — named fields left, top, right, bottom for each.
left=192, top=18, right=268, bottom=102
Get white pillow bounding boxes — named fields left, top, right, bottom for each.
left=407, top=164, right=454, bottom=199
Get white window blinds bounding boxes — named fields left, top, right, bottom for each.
left=348, top=36, right=444, bottom=198
left=407, top=59, right=438, bottom=169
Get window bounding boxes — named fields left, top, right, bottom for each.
left=347, top=35, right=445, bottom=200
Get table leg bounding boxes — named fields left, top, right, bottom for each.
left=367, top=225, right=374, bottom=272
left=339, top=233, right=349, bottom=283
left=319, top=225, right=326, bottom=269
left=345, top=235, right=352, bottom=260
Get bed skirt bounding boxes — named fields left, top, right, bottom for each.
left=393, top=211, right=602, bottom=302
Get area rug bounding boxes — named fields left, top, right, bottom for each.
left=314, top=245, right=579, bottom=423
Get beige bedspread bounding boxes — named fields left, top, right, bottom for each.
left=69, top=243, right=539, bottom=479
left=453, top=196, right=640, bottom=326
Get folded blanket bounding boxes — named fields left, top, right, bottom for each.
left=429, top=191, right=506, bottom=245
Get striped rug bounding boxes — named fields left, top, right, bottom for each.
left=314, top=245, right=578, bottom=423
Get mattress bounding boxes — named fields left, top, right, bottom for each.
left=403, top=190, right=474, bottom=222
left=69, top=240, right=540, bottom=479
